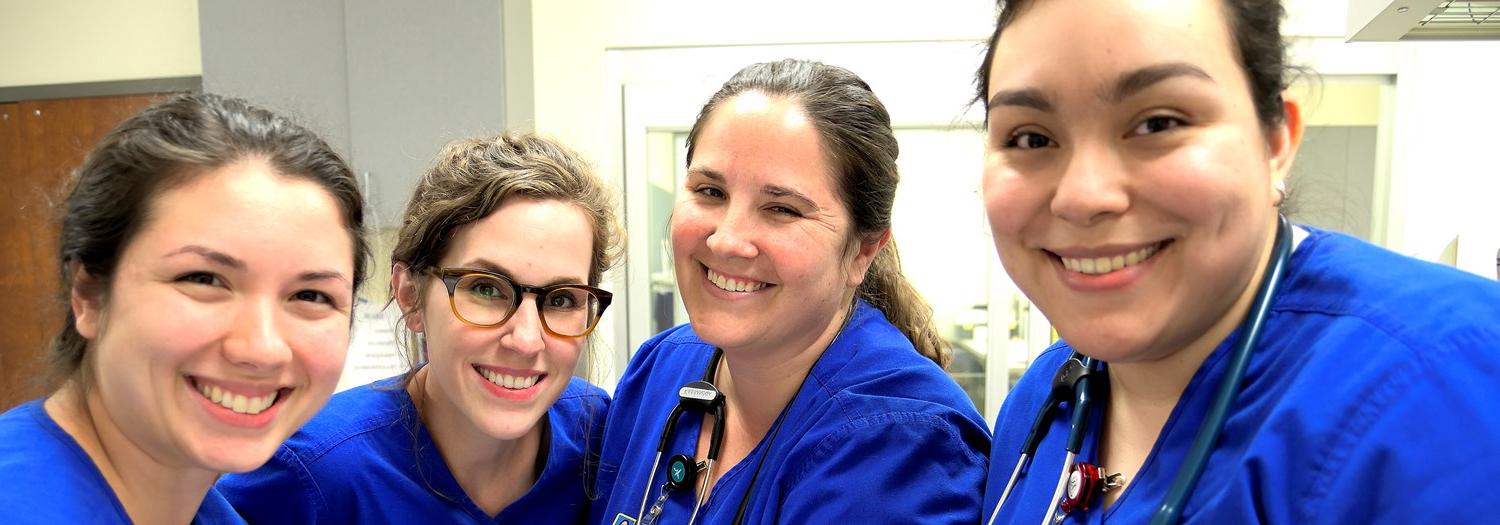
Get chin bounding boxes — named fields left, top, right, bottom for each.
left=189, top=436, right=283, bottom=473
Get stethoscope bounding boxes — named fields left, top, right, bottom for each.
left=986, top=214, right=1293, bottom=525
left=635, top=347, right=803, bottom=525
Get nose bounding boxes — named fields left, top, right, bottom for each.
left=704, top=207, right=759, bottom=259
left=1049, top=143, right=1130, bottom=226
left=500, top=298, right=547, bottom=356
left=222, top=300, right=293, bottom=371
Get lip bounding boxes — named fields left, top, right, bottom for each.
left=186, top=376, right=289, bottom=429
left=699, top=263, right=773, bottom=300
left=1046, top=241, right=1170, bottom=292
left=473, top=365, right=546, bottom=401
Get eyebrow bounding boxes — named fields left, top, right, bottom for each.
left=166, top=245, right=245, bottom=270
left=168, top=245, right=350, bottom=285
left=986, top=62, right=1216, bottom=113
left=458, top=259, right=584, bottom=287
left=1103, top=62, right=1215, bottom=103
left=688, top=168, right=821, bottom=212
left=986, top=88, right=1054, bottom=113
left=298, top=271, right=351, bottom=286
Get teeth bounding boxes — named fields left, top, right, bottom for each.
left=707, top=268, right=767, bottom=293
left=195, top=380, right=279, bottom=415
left=478, top=368, right=540, bottom=390
left=1061, top=243, right=1161, bottom=275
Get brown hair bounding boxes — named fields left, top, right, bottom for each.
left=389, top=133, right=623, bottom=373
left=685, top=59, right=950, bottom=368
left=50, top=93, right=369, bottom=391
left=975, top=0, right=1292, bottom=130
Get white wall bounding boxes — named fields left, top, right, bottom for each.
left=0, top=0, right=201, bottom=88
left=517, top=0, right=1500, bottom=389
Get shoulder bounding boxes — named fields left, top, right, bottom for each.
left=614, top=323, right=715, bottom=400
left=793, top=303, right=993, bottom=469
left=281, top=377, right=413, bottom=462
left=551, top=377, right=610, bottom=430
left=0, top=401, right=129, bottom=522
left=218, top=378, right=413, bottom=521
left=1278, top=227, right=1500, bottom=351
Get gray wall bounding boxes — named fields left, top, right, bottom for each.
left=1288, top=126, right=1378, bottom=240
left=200, top=0, right=509, bottom=226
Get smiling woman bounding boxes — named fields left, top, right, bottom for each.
left=975, top=0, right=1500, bottom=523
left=218, top=133, right=622, bottom=524
left=591, top=59, right=991, bottom=525
left=0, top=94, right=369, bottom=525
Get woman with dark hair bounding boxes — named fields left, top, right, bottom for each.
left=219, top=133, right=621, bottom=524
left=0, top=93, right=369, bottom=524
left=975, top=1, right=1500, bottom=523
left=591, top=59, right=991, bottom=524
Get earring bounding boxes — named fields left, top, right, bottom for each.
left=1273, top=181, right=1287, bottom=207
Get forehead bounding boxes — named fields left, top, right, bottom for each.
left=443, top=197, right=594, bottom=278
left=130, top=160, right=353, bottom=268
left=692, top=93, right=840, bottom=199
left=989, top=0, right=1239, bottom=95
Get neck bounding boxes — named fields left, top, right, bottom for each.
left=1098, top=222, right=1280, bottom=507
left=409, top=368, right=539, bottom=516
left=44, top=385, right=218, bottom=525
left=718, top=299, right=852, bottom=433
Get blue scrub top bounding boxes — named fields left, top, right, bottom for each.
left=0, top=399, right=243, bottom=525
left=217, top=375, right=609, bottom=524
left=983, top=227, right=1500, bottom=524
left=591, top=299, right=992, bottom=525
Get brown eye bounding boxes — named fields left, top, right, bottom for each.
left=1131, top=115, right=1186, bottom=136
left=1005, top=132, right=1056, bottom=150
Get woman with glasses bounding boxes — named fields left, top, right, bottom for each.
left=220, top=133, right=621, bottom=524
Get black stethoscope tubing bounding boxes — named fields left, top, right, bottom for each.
left=638, top=346, right=811, bottom=525
left=986, top=214, right=1293, bottom=525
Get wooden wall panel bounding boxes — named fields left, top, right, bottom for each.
left=0, top=94, right=165, bottom=411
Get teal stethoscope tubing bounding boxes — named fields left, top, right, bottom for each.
left=986, top=214, right=1293, bottom=525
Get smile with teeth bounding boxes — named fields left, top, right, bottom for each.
left=193, top=379, right=281, bottom=415
left=707, top=268, right=768, bottom=293
left=1058, top=242, right=1165, bottom=275
left=476, top=367, right=541, bottom=390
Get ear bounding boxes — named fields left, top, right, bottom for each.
left=69, top=261, right=104, bottom=340
left=391, top=263, right=425, bottom=333
left=1266, top=94, right=1304, bottom=202
left=845, top=229, right=892, bottom=288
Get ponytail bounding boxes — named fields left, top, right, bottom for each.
left=856, top=240, right=950, bottom=369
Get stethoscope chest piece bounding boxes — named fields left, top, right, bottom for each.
left=666, top=454, right=701, bottom=491
left=1058, top=462, right=1124, bottom=519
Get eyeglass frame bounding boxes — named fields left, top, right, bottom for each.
left=424, top=267, right=613, bottom=338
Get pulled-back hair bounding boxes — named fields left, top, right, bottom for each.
left=50, top=93, right=369, bottom=391
left=686, top=59, right=950, bottom=368
left=389, top=133, right=623, bottom=369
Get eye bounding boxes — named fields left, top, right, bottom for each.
left=1129, top=115, right=1187, bottom=137
left=459, top=275, right=513, bottom=303
left=176, top=272, right=224, bottom=287
left=291, top=290, right=338, bottom=308
left=694, top=186, right=726, bottom=200
left=1003, top=131, right=1056, bottom=150
left=767, top=204, right=803, bottom=217
left=545, top=290, right=581, bottom=310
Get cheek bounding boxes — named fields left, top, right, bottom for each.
left=546, top=337, right=583, bottom=369
left=288, top=319, right=351, bottom=382
left=668, top=207, right=711, bottom=254
left=1147, top=140, right=1267, bottom=222
left=981, top=164, right=1039, bottom=241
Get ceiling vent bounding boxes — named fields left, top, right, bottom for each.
left=1348, top=0, right=1500, bottom=41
